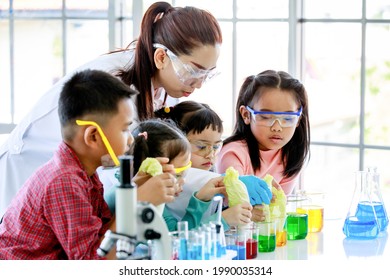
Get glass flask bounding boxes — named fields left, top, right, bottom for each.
left=343, top=167, right=389, bottom=239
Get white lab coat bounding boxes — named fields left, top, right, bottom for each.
left=0, top=49, right=177, bottom=217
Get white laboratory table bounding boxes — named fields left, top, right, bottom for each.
left=254, top=218, right=389, bottom=260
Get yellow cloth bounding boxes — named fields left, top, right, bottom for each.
left=262, top=174, right=287, bottom=226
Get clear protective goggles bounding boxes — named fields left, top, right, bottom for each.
left=246, top=106, right=302, bottom=128
left=153, top=43, right=219, bottom=86
left=190, top=140, right=223, bottom=157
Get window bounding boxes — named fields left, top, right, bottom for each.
left=0, top=0, right=132, bottom=128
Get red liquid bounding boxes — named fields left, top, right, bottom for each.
left=246, top=238, right=258, bottom=259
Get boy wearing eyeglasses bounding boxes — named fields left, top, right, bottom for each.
left=216, top=70, right=311, bottom=197
left=0, top=70, right=175, bottom=259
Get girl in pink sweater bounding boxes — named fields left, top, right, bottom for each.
left=216, top=70, right=310, bottom=195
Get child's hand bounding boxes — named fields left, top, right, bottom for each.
left=137, top=173, right=177, bottom=205
left=195, top=176, right=226, bottom=201
left=251, top=205, right=268, bottom=222
left=222, top=201, right=252, bottom=226
left=272, top=178, right=282, bottom=190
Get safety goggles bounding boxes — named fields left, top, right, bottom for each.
left=190, top=140, right=222, bottom=157
left=174, top=161, right=192, bottom=178
left=153, top=43, right=219, bottom=86
left=246, top=106, right=302, bottom=128
left=76, top=120, right=120, bottom=166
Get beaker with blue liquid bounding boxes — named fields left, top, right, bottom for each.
left=343, top=167, right=389, bottom=239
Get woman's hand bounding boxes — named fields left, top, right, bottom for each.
left=134, top=157, right=182, bottom=199
left=157, top=157, right=183, bottom=196
left=137, top=173, right=177, bottom=206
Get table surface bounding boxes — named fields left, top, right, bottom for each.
left=254, top=218, right=389, bottom=260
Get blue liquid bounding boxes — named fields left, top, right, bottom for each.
left=355, top=201, right=388, bottom=232
left=187, top=245, right=203, bottom=260
left=226, top=244, right=246, bottom=260
left=216, top=241, right=222, bottom=258
left=179, top=239, right=187, bottom=260
left=343, top=202, right=389, bottom=239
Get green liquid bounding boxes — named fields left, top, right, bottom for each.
left=287, top=213, right=308, bottom=240
left=257, top=234, right=276, bottom=252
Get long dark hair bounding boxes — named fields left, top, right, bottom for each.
left=117, top=2, right=223, bottom=121
left=155, top=100, right=223, bottom=135
left=224, top=70, right=310, bottom=178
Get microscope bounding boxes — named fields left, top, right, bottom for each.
left=97, top=156, right=172, bottom=260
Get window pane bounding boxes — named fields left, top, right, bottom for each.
left=0, top=20, right=11, bottom=123
left=0, top=0, right=9, bottom=10
left=13, top=0, right=62, bottom=18
left=303, top=23, right=361, bottom=144
left=123, top=0, right=133, bottom=15
left=304, top=0, right=362, bottom=18
left=303, top=146, right=359, bottom=219
left=66, top=20, right=109, bottom=72
left=185, top=22, right=234, bottom=137
left=13, top=0, right=62, bottom=10
left=13, top=20, right=63, bottom=123
left=175, top=0, right=232, bottom=19
left=365, top=150, right=390, bottom=191
left=367, top=0, right=390, bottom=20
left=121, top=20, right=134, bottom=48
left=237, top=0, right=288, bottom=19
left=365, top=24, right=390, bottom=146
left=66, top=0, right=108, bottom=17
left=237, top=22, right=288, bottom=83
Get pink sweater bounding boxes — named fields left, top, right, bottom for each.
left=215, top=140, right=299, bottom=195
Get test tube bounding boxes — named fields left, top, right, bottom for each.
left=202, top=224, right=212, bottom=260
left=177, top=221, right=188, bottom=260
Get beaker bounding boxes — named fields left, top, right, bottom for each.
left=286, top=194, right=308, bottom=240
left=343, top=167, right=389, bottom=239
left=296, top=190, right=325, bottom=233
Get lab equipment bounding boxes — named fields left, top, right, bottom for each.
left=286, top=194, right=308, bottom=240
left=97, top=155, right=171, bottom=259
left=255, top=221, right=277, bottom=253
left=343, top=167, right=389, bottom=239
left=297, top=190, right=325, bottom=233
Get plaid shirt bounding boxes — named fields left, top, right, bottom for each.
left=0, top=142, right=112, bottom=259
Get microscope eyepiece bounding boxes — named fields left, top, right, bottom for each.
left=118, top=155, right=134, bottom=188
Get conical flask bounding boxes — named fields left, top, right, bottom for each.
left=343, top=167, right=388, bottom=239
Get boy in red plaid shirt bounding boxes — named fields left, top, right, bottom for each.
left=0, top=69, right=136, bottom=259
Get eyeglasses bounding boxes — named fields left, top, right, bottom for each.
left=174, top=161, right=192, bottom=178
left=153, top=43, right=219, bottom=86
left=76, top=120, right=120, bottom=166
left=246, top=106, right=302, bottom=128
left=190, top=140, right=223, bottom=157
